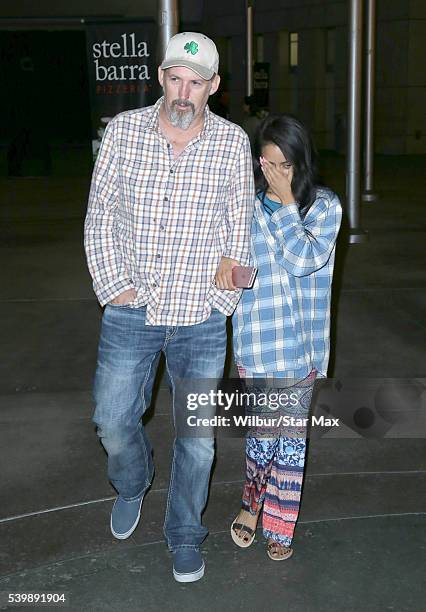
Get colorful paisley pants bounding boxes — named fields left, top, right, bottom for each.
left=237, top=366, right=317, bottom=547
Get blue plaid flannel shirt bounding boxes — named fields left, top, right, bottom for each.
left=233, top=188, right=342, bottom=378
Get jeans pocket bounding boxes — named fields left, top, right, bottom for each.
left=210, top=307, right=227, bottom=319
left=107, top=302, right=132, bottom=309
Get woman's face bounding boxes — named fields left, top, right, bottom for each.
left=261, top=143, right=294, bottom=184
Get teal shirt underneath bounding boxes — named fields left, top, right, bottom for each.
left=261, top=193, right=282, bottom=216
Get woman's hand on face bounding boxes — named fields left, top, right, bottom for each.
left=260, top=157, right=295, bottom=205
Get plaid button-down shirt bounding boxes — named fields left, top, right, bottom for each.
left=84, top=97, right=254, bottom=326
left=233, top=189, right=342, bottom=378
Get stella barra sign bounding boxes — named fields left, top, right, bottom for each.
left=86, top=21, right=157, bottom=159
left=92, top=33, right=151, bottom=81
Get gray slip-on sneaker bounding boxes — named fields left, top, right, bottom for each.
left=172, top=548, right=205, bottom=583
left=110, top=494, right=144, bottom=540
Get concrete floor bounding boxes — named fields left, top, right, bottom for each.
left=0, top=155, right=425, bottom=611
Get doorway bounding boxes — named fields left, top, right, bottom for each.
left=0, top=29, right=92, bottom=176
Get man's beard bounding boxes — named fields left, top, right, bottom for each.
left=168, top=99, right=196, bottom=130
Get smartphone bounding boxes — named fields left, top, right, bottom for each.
left=232, top=266, right=258, bottom=288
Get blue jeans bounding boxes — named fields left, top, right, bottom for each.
left=93, top=305, right=227, bottom=550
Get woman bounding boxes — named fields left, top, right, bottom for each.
left=231, top=114, right=342, bottom=560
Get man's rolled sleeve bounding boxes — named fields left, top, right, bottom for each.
left=84, top=119, right=133, bottom=305
left=223, top=135, right=255, bottom=266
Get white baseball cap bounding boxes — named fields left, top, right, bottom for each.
left=160, top=32, right=219, bottom=80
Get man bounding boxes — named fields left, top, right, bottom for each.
left=242, top=95, right=261, bottom=150
left=84, top=32, right=254, bottom=583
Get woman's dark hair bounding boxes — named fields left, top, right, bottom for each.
left=253, top=114, right=319, bottom=218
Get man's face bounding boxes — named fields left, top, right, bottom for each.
left=158, top=66, right=220, bottom=130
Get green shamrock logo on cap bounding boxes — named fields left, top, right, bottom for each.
left=184, top=41, right=199, bottom=55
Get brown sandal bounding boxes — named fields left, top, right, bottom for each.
left=266, top=541, right=294, bottom=561
left=231, top=520, right=255, bottom=548
left=230, top=510, right=260, bottom=548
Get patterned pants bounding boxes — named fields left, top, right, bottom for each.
left=237, top=366, right=317, bottom=547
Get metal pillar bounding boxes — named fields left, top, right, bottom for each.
left=362, top=0, right=378, bottom=202
left=346, top=0, right=368, bottom=243
left=246, top=1, right=254, bottom=96
left=158, top=0, right=179, bottom=62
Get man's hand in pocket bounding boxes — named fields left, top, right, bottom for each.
left=110, top=288, right=137, bottom=305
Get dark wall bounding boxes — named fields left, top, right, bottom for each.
left=0, top=30, right=91, bottom=145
